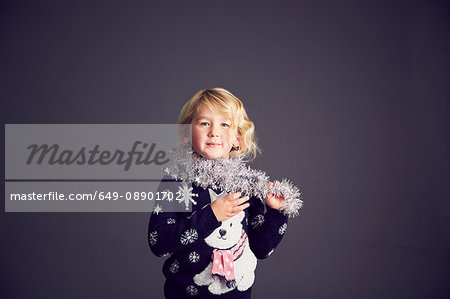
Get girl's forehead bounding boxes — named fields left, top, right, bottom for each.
left=194, top=104, right=232, bottom=120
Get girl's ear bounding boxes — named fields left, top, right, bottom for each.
left=231, top=135, right=240, bottom=152
left=183, top=137, right=190, bottom=144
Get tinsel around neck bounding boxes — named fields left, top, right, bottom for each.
left=163, top=148, right=303, bottom=218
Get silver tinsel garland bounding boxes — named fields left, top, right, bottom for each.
left=163, top=148, right=303, bottom=218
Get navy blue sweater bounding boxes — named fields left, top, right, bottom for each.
left=148, top=176, right=288, bottom=298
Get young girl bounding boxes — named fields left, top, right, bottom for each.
left=148, top=88, right=302, bottom=298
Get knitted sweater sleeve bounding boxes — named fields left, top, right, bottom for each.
left=247, top=196, right=289, bottom=259
left=148, top=177, right=221, bottom=257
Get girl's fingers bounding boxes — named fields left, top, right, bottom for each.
left=230, top=201, right=249, bottom=213
left=224, top=193, right=250, bottom=216
left=237, top=195, right=250, bottom=205
left=226, top=192, right=248, bottom=204
left=226, top=192, right=241, bottom=201
left=239, top=203, right=250, bottom=211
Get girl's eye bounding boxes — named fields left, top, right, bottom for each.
left=221, top=123, right=230, bottom=127
left=200, top=122, right=209, bottom=126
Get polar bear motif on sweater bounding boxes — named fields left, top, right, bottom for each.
left=193, top=189, right=257, bottom=295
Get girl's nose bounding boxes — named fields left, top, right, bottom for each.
left=208, top=126, right=219, bottom=137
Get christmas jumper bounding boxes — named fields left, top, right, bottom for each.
left=148, top=149, right=302, bottom=298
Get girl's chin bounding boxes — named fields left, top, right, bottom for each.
left=202, top=153, right=228, bottom=159
left=192, top=146, right=230, bottom=159
left=199, top=151, right=228, bottom=160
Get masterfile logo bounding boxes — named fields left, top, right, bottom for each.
left=26, top=141, right=169, bottom=171
left=5, top=124, right=189, bottom=180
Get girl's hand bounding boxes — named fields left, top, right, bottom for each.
left=266, top=182, right=286, bottom=210
left=211, top=192, right=250, bottom=222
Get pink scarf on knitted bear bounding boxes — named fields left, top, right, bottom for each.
left=211, top=230, right=247, bottom=288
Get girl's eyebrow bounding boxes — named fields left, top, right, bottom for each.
left=194, top=116, right=210, bottom=121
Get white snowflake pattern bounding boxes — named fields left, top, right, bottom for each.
left=186, top=285, right=198, bottom=296
left=153, top=204, right=163, bottom=215
left=250, top=214, right=265, bottom=229
left=188, top=251, right=200, bottom=263
left=180, top=229, right=198, bottom=245
left=162, top=252, right=171, bottom=257
left=266, top=249, right=274, bottom=258
left=176, top=182, right=199, bottom=210
left=278, top=223, right=288, bottom=235
left=148, top=231, right=158, bottom=246
left=166, top=218, right=176, bottom=224
left=169, top=259, right=179, bottom=273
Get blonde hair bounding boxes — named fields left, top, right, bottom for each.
left=178, top=88, right=260, bottom=161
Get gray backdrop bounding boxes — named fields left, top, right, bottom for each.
left=1, top=0, right=449, bottom=298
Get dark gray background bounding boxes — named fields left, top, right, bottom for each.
left=1, top=0, right=449, bottom=298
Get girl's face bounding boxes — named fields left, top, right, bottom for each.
left=190, top=104, right=239, bottom=159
